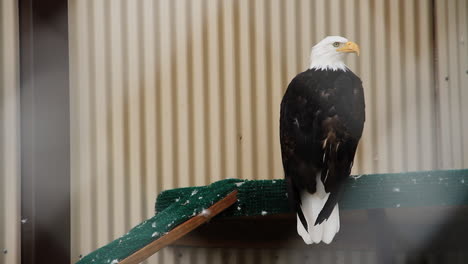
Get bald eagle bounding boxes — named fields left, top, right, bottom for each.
left=280, top=36, right=365, bottom=244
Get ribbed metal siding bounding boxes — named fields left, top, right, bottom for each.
left=435, top=0, right=468, bottom=169
left=0, top=0, right=21, bottom=263
left=69, top=0, right=467, bottom=263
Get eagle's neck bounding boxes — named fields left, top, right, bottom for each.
left=309, top=51, right=348, bottom=72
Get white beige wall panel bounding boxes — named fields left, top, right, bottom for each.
left=435, top=0, right=468, bottom=169
left=70, top=0, right=440, bottom=263
left=0, top=0, right=21, bottom=263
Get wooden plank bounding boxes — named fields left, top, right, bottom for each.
left=119, top=190, right=238, bottom=264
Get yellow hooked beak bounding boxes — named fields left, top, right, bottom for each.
left=336, top=41, right=360, bottom=56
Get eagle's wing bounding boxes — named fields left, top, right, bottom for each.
left=315, top=72, right=365, bottom=224
left=280, top=72, right=323, bottom=229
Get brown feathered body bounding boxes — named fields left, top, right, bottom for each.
left=280, top=68, right=365, bottom=230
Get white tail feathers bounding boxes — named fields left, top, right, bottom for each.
left=297, top=174, right=340, bottom=244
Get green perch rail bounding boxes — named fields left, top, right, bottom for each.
left=77, top=169, right=468, bottom=264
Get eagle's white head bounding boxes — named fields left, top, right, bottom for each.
left=309, top=36, right=360, bottom=71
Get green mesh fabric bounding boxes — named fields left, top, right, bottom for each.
left=77, top=169, right=468, bottom=264
left=341, top=169, right=468, bottom=209
left=156, top=179, right=290, bottom=217
left=157, top=169, right=468, bottom=214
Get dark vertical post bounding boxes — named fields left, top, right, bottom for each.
left=19, top=0, right=70, bottom=263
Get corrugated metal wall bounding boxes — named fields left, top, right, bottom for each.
left=435, top=0, right=468, bottom=170
left=68, top=0, right=467, bottom=263
left=0, top=0, right=21, bottom=263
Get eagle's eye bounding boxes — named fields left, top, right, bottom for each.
left=332, top=42, right=340, bottom=47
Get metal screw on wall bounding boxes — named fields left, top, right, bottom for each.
left=3, top=249, right=7, bottom=254
left=445, top=76, right=449, bottom=81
